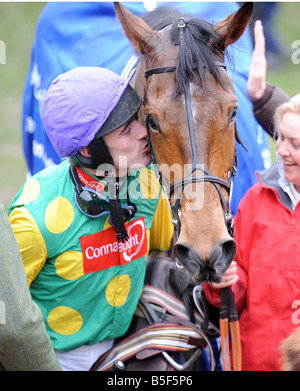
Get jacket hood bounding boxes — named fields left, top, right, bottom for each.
left=256, top=160, right=293, bottom=211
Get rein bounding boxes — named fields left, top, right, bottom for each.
left=143, top=17, right=242, bottom=371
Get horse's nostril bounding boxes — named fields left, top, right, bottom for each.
left=210, top=239, right=236, bottom=273
left=174, top=244, right=206, bottom=273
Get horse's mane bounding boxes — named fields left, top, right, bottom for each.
left=142, top=6, right=226, bottom=96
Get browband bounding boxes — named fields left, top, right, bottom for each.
left=144, top=61, right=227, bottom=79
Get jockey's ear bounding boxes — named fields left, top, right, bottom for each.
left=80, top=147, right=91, bottom=158
left=72, top=148, right=95, bottom=169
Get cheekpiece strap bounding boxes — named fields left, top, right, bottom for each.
left=177, top=17, right=186, bottom=43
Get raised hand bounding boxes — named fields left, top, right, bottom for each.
left=247, top=20, right=267, bottom=101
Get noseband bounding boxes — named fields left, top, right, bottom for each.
left=144, top=18, right=241, bottom=239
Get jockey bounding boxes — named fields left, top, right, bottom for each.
left=8, top=66, right=174, bottom=371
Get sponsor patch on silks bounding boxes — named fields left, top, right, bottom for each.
left=80, top=217, right=147, bottom=274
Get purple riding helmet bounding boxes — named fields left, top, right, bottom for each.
left=41, top=66, right=141, bottom=168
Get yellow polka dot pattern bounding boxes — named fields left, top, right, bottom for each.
left=106, top=274, right=131, bottom=307
left=47, top=306, right=83, bottom=335
left=45, top=196, right=74, bottom=234
left=55, top=251, right=84, bottom=280
left=17, top=178, right=40, bottom=205
left=103, top=215, right=112, bottom=230
left=139, top=168, right=160, bottom=200
left=8, top=161, right=165, bottom=347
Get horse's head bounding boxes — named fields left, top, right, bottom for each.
left=114, top=2, right=253, bottom=284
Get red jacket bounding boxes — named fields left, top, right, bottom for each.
left=203, top=163, right=300, bottom=371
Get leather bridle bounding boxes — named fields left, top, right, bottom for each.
left=144, top=62, right=238, bottom=240
left=143, top=17, right=243, bottom=371
left=142, top=15, right=240, bottom=241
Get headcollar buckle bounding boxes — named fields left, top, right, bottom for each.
left=177, top=17, right=186, bottom=29
left=177, top=17, right=186, bottom=43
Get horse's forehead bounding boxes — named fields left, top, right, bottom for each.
left=192, top=73, right=236, bottom=100
left=148, top=28, right=179, bottom=63
left=147, top=69, right=235, bottom=106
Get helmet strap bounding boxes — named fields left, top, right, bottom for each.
left=72, top=153, right=95, bottom=169
left=73, top=137, right=114, bottom=170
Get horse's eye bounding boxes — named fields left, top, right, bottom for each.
left=147, top=115, right=161, bottom=133
left=229, top=108, right=238, bottom=124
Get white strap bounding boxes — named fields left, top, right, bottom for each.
left=94, top=322, right=203, bottom=371
left=141, top=285, right=204, bottom=325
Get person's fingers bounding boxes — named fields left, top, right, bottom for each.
left=254, top=20, right=265, bottom=53
left=220, top=270, right=237, bottom=283
left=211, top=275, right=238, bottom=289
left=210, top=261, right=238, bottom=289
left=250, top=50, right=264, bottom=79
left=223, top=265, right=237, bottom=279
left=247, top=21, right=267, bottom=100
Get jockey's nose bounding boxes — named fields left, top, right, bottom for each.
left=135, top=122, right=147, bottom=140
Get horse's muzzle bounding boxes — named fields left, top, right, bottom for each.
left=174, top=239, right=236, bottom=285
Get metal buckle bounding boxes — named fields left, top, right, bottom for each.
left=177, top=17, right=186, bottom=43
left=177, top=17, right=186, bottom=29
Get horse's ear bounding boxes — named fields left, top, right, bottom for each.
left=214, top=2, right=253, bottom=49
left=114, top=2, right=160, bottom=56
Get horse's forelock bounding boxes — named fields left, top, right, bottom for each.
left=141, top=6, right=226, bottom=97
left=172, top=19, right=225, bottom=96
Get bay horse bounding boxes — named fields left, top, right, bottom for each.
left=114, top=2, right=253, bottom=286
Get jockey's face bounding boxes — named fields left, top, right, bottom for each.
left=103, top=115, right=151, bottom=177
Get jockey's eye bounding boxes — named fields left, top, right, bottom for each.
left=229, top=108, right=238, bottom=124
left=146, top=115, right=161, bottom=133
